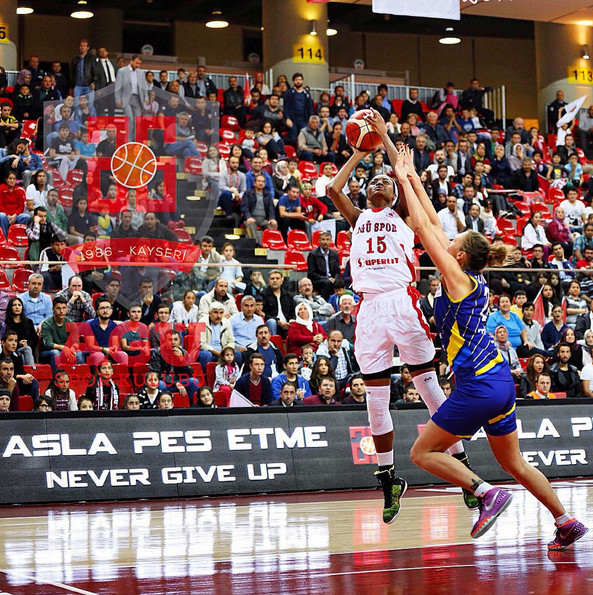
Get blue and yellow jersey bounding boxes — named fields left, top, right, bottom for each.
left=434, top=271, right=507, bottom=382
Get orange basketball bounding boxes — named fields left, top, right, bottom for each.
left=345, top=109, right=382, bottom=151
left=111, top=142, right=157, bottom=188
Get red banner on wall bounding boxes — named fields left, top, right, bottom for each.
left=67, top=238, right=201, bottom=273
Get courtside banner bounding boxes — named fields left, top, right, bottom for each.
left=0, top=404, right=592, bottom=504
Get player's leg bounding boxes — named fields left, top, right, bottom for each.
left=355, top=296, right=406, bottom=524
left=395, top=294, right=478, bottom=508
left=410, top=419, right=513, bottom=539
left=486, top=431, right=589, bottom=550
left=364, top=370, right=407, bottom=524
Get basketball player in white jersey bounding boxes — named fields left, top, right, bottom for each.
left=327, top=110, right=478, bottom=523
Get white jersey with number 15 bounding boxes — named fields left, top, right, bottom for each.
left=350, top=207, right=416, bottom=294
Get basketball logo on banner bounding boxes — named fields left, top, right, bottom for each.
left=111, top=142, right=158, bottom=188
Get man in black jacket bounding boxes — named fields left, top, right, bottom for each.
left=307, top=231, right=341, bottom=301
left=32, top=76, right=61, bottom=120
left=243, top=324, right=283, bottom=378
left=575, top=300, right=593, bottom=339
left=195, top=65, right=217, bottom=98
left=71, top=39, right=96, bottom=101
left=261, top=269, right=293, bottom=337
left=240, top=173, right=278, bottom=244
left=513, top=158, right=540, bottom=192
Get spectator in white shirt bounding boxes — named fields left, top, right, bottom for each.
left=559, top=187, right=586, bottom=233
left=438, top=196, right=466, bottom=240
left=170, top=290, right=199, bottom=326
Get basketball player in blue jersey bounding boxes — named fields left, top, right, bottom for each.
left=328, top=121, right=480, bottom=525
left=387, top=142, right=588, bottom=550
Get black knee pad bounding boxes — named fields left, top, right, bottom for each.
left=362, top=368, right=393, bottom=381
left=407, top=361, right=436, bottom=373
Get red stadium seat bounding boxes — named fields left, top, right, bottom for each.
left=513, top=201, right=531, bottom=216
left=221, top=115, right=240, bottom=131
left=284, top=145, right=296, bottom=158
left=0, top=270, right=9, bottom=290
left=298, top=161, right=318, bottom=179
left=206, top=361, right=217, bottom=387
left=67, top=169, right=85, bottom=186
left=18, top=395, right=34, bottom=411
left=175, top=229, right=193, bottom=244
left=0, top=245, right=20, bottom=266
left=60, top=364, right=92, bottom=397
left=336, top=230, right=351, bottom=250
left=21, top=120, right=37, bottom=140
left=270, top=335, right=286, bottom=356
left=215, top=142, right=231, bottom=158
left=287, top=229, right=312, bottom=251
left=234, top=293, right=243, bottom=310
left=496, top=218, right=514, bottom=233
left=214, top=390, right=229, bottom=407
left=219, top=128, right=236, bottom=142
left=7, top=224, right=28, bottom=247
left=12, top=267, right=33, bottom=292
left=284, top=250, right=308, bottom=271
left=58, top=185, right=74, bottom=210
left=112, top=364, right=134, bottom=396
left=191, top=362, right=206, bottom=386
left=195, top=141, right=208, bottom=155
left=184, top=156, right=202, bottom=174
left=531, top=203, right=552, bottom=218
left=516, top=216, right=530, bottom=236
left=547, top=187, right=565, bottom=205
left=261, top=229, right=287, bottom=250
left=338, top=249, right=351, bottom=271
left=391, top=99, right=403, bottom=118
left=173, top=393, right=190, bottom=408
left=25, top=364, right=53, bottom=394
left=501, top=234, right=518, bottom=247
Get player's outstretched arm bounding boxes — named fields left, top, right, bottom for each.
left=327, top=150, right=367, bottom=228
left=401, top=146, right=449, bottom=250
left=392, top=150, right=472, bottom=298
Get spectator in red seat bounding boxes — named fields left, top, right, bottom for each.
left=0, top=171, right=29, bottom=237
left=82, top=296, right=129, bottom=367
left=0, top=361, right=18, bottom=411
left=287, top=303, right=326, bottom=357
left=278, top=184, right=307, bottom=240
left=254, top=94, right=286, bottom=133
left=256, top=121, right=286, bottom=160
left=272, top=160, right=296, bottom=199
left=298, top=115, right=334, bottom=164
left=557, top=133, right=578, bottom=165
left=326, top=121, right=351, bottom=167
left=307, top=231, right=341, bottom=301
left=513, top=157, right=539, bottom=192
left=45, top=369, right=77, bottom=411
left=5, top=297, right=37, bottom=362
left=198, top=301, right=238, bottom=372
left=0, top=102, right=20, bottom=148
left=412, top=134, right=431, bottom=173
left=401, top=87, right=424, bottom=123
left=234, top=352, right=273, bottom=406
left=137, top=211, right=177, bottom=242
left=223, top=76, right=245, bottom=127
left=546, top=208, right=574, bottom=258
left=489, top=143, right=512, bottom=188
left=522, top=212, right=550, bottom=254
left=164, top=111, right=202, bottom=159
left=40, top=296, right=82, bottom=371
left=283, top=73, right=313, bottom=146
left=241, top=173, right=278, bottom=244
left=113, top=303, right=150, bottom=365
left=84, top=360, right=119, bottom=410
left=137, top=371, right=163, bottom=409
left=300, top=180, right=328, bottom=223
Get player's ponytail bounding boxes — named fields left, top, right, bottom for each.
left=461, top=231, right=511, bottom=271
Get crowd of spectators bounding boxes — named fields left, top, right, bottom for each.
left=2, top=45, right=593, bottom=412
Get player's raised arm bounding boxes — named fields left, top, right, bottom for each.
left=366, top=109, right=444, bottom=237
left=327, top=149, right=367, bottom=228
left=392, top=150, right=471, bottom=297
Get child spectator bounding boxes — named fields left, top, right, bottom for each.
left=213, top=346, right=240, bottom=402
left=77, top=396, right=94, bottom=411
left=565, top=153, right=584, bottom=187
left=220, top=242, right=244, bottom=291
left=137, top=371, right=163, bottom=409
left=241, top=126, right=257, bottom=159
left=197, top=386, right=216, bottom=408
left=45, top=369, right=77, bottom=411
left=84, top=360, right=119, bottom=410
left=13, top=84, right=34, bottom=121
left=122, top=394, right=141, bottom=410
left=298, top=344, right=316, bottom=381
left=158, top=392, right=173, bottom=410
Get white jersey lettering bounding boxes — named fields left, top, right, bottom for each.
left=350, top=208, right=416, bottom=293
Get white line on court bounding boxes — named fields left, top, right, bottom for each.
left=0, top=569, right=98, bottom=595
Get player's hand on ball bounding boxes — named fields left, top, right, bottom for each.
left=365, top=109, right=387, bottom=136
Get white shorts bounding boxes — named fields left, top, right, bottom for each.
left=354, top=286, right=435, bottom=375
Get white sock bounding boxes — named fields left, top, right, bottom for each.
left=473, top=481, right=494, bottom=498
left=412, top=370, right=466, bottom=456
left=555, top=513, right=572, bottom=526
left=376, top=450, right=394, bottom=467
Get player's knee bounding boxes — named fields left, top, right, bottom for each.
left=367, top=399, right=393, bottom=436
left=409, top=442, right=424, bottom=467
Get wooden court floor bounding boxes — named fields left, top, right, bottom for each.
left=0, top=479, right=591, bottom=594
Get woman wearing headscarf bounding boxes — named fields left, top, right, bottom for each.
left=287, top=303, right=326, bottom=357
left=272, top=160, right=296, bottom=199
left=545, top=206, right=574, bottom=257
left=492, top=325, right=524, bottom=383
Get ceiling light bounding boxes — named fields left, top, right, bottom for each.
left=206, top=10, right=229, bottom=29
left=583, top=45, right=590, bottom=60
left=439, top=27, right=461, bottom=45
left=327, top=20, right=338, bottom=36
left=16, top=4, right=34, bottom=15
left=310, top=20, right=318, bottom=36
left=71, top=0, right=93, bottom=19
